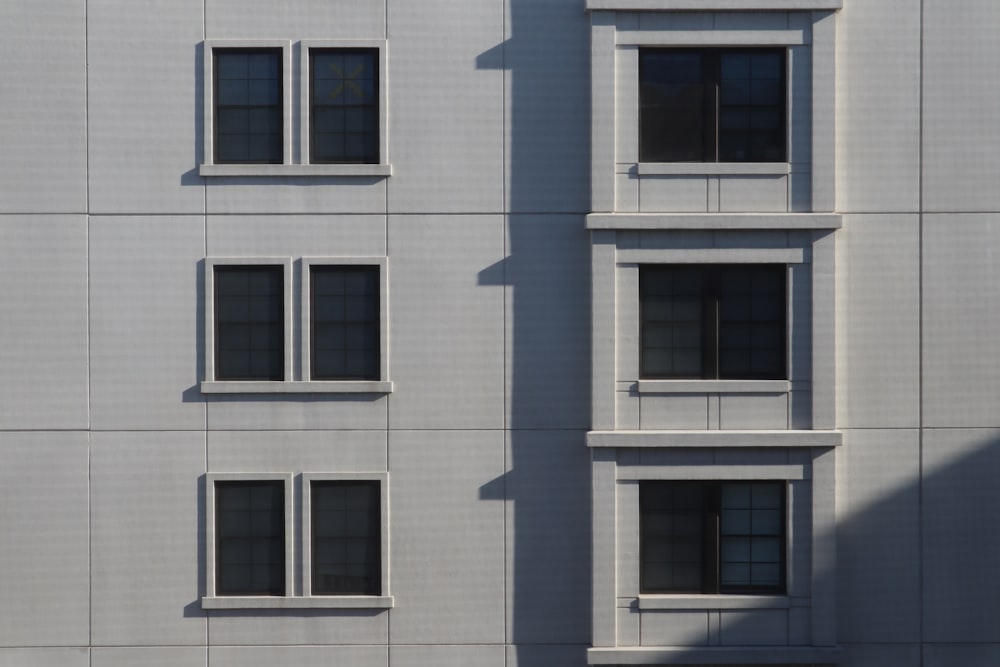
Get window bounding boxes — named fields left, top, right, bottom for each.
left=639, top=264, right=786, bottom=380
left=310, top=265, right=379, bottom=380
left=202, top=257, right=391, bottom=393
left=639, top=48, right=786, bottom=163
left=214, top=480, right=287, bottom=596
left=213, top=48, right=283, bottom=164
left=205, top=473, right=391, bottom=609
left=640, top=481, right=785, bottom=594
left=310, top=49, right=379, bottom=164
left=213, top=264, right=285, bottom=381
left=308, top=480, right=381, bottom=595
left=201, top=40, right=389, bottom=176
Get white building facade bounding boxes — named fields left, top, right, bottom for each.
left=0, top=0, right=996, bottom=665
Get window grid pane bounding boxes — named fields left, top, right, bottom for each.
left=311, top=265, right=379, bottom=380
left=640, top=48, right=786, bottom=163
left=641, top=481, right=785, bottom=594
left=215, top=49, right=282, bottom=164
left=310, top=49, right=379, bottom=164
left=640, top=265, right=786, bottom=380
left=215, top=266, right=284, bottom=381
left=311, top=481, right=380, bottom=595
left=215, top=481, right=285, bottom=596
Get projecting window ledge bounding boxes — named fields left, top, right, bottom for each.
left=637, top=162, right=790, bottom=176
left=200, top=380, right=393, bottom=394
left=586, top=0, right=842, bottom=9
left=587, top=646, right=842, bottom=665
left=586, top=213, right=842, bottom=230
left=587, top=430, right=843, bottom=448
left=201, top=595, right=394, bottom=610
left=637, top=380, right=790, bottom=394
left=638, top=594, right=791, bottom=610
left=199, top=163, right=392, bottom=178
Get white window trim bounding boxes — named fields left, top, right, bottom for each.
left=590, top=228, right=836, bottom=431
left=301, top=472, right=392, bottom=607
left=300, top=40, right=389, bottom=173
left=203, top=473, right=294, bottom=607
left=199, top=39, right=391, bottom=177
left=201, top=257, right=393, bottom=395
left=590, top=441, right=838, bottom=661
left=590, top=8, right=838, bottom=214
left=203, top=257, right=293, bottom=386
left=200, top=40, right=293, bottom=174
left=203, top=472, right=394, bottom=611
left=301, top=257, right=390, bottom=385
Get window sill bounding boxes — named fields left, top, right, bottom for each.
left=587, top=0, right=842, bottom=9
left=637, top=380, right=790, bottom=395
left=637, top=594, right=790, bottom=610
left=636, top=162, right=789, bottom=176
left=200, top=380, right=393, bottom=394
left=587, top=646, right=842, bottom=665
left=199, top=163, right=392, bottom=178
left=586, top=213, right=842, bottom=230
left=201, top=595, right=394, bottom=610
left=587, top=430, right=843, bottom=448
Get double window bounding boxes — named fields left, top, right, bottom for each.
left=640, top=481, right=786, bottom=594
left=639, top=264, right=786, bottom=380
left=202, top=41, right=388, bottom=174
left=204, top=258, right=389, bottom=392
left=205, top=473, right=390, bottom=607
left=639, top=48, right=786, bottom=163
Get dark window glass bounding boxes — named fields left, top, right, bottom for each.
left=310, top=49, right=379, bottom=164
left=640, top=265, right=786, bottom=380
left=311, top=481, right=381, bottom=595
left=215, top=481, right=285, bottom=596
left=640, top=48, right=786, bottom=162
left=640, top=481, right=785, bottom=594
left=311, top=265, right=379, bottom=380
left=214, top=49, right=282, bottom=164
left=215, top=266, right=284, bottom=381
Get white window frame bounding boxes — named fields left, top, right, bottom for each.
left=300, top=40, right=389, bottom=173
left=588, top=439, right=840, bottom=665
left=203, top=472, right=294, bottom=608
left=590, top=8, right=838, bottom=215
left=302, top=472, right=392, bottom=607
left=199, top=39, right=390, bottom=178
left=200, top=40, right=293, bottom=174
left=201, top=257, right=393, bottom=395
left=203, top=472, right=394, bottom=610
left=301, top=257, right=390, bottom=387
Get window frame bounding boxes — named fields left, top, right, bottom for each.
left=638, top=47, right=787, bottom=164
left=199, top=39, right=390, bottom=177
left=202, top=40, right=292, bottom=171
left=302, top=41, right=387, bottom=167
left=301, top=257, right=389, bottom=384
left=201, top=257, right=392, bottom=394
left=204, top=258, right=293, bottom=386
left=302, top=472, right=390, bottom=600
left=639, top=480, right=787, bottom=595
left=203, top=472, right=393, bottom=610
left=638, top=263, right=788, bottom=381
left=204, top=473, right=294, bottom=604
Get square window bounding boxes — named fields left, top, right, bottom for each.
left=210, top=476, right=292, bottom=597
left=213, top=265, right=285, bottom=381
left=639, top=264, right=786, bottom=380
left=309, top=480, right=381, bottom=595
left=309, top=48, right=379, bottom=164
left=639, top=48, right=786, bottom=163
left=310, top=265, right=380, bottom=380
left=640, top=481, right=786, bottom=594
left=213, top=48, right=284, bottom=164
